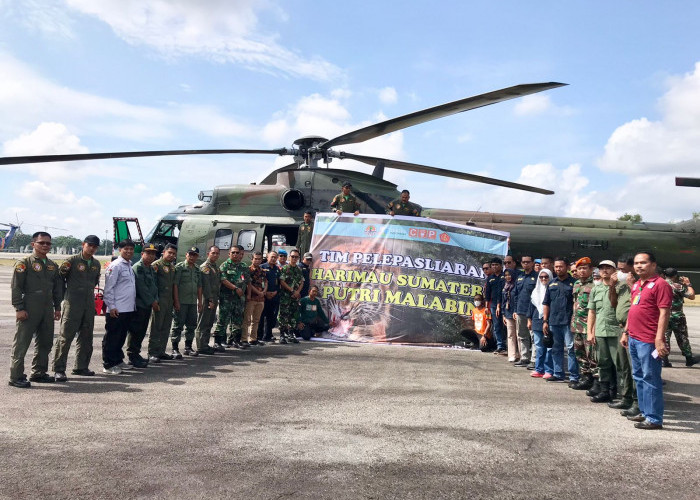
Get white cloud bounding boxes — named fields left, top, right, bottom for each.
left=3, top=122, right=88, bottom=156
left=6, top=0, right=75, bottom=38
left=598, top=62, right=700, bottom=175
left=513, top=94, right=552, bottom=116
left=147, top=191, right=181, bottom=206
left=18, top=180, right=100, bottom=209
left=64, top=0, right=342, bottom=81
left=378, top=87, right=398, bottom=105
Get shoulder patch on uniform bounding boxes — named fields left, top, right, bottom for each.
left=152, top=264, right=158, bottom=272
left=15, top=263, right=26, bottom=273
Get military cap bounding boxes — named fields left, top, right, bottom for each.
left=187, top=246, right=200, bottom=255
left=575, top=257, right=591, bottom=267
left=278, top=249, right=288, bottom=256
left=303, top=252, right=313, bottom=259
left=598, top=259, right=616, bottom=269
left=84, top=234, right=100, bottom=246
left=142, top=243, right=158, bottom=253
left=342, top=181, right=352, bottom=188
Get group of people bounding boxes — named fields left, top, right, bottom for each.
left=9, top=229, right=331, bottom=387
left=473, top=252, right=696, bottom=430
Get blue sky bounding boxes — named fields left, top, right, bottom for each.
left=1, top=0, right=699, bottom=238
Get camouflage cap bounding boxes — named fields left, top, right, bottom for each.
left=142, top=243, right=157, bottom=253
left=575, top=257, right=591, bottom=267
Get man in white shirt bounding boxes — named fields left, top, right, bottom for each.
left=102, top=240, right=136, bottom=375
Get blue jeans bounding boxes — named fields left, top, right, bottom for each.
left=532, top=330, right=553, bottom=375
left=629, top=337, right=664, bottom=425
left=549, top=324, right=577, bottom=381
left=491, top=305, right=505, bottom=350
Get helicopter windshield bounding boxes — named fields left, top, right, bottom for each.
left=146, top=219, right=182, bottom=248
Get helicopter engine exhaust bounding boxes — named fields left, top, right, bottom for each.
left=281, top=189, right=305, bottom=211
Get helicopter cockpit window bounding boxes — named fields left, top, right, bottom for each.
left=214, top=229, right=233, bottom=251
left=147, top=220, right=181, bottom=247
left=237, top=230, right=256, bottom=251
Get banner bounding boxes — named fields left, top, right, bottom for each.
left=309, top=213, right=509, bottom=345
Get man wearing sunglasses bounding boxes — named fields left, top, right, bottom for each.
left=52, top=235, right=102, bottom=381
left=10, top=232, right=63, bottom=388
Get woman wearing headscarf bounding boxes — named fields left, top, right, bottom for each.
left=528, top=268, right=554, bottom=378
left=499, top=269, right=519, bottom=362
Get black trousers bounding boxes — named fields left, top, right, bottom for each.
left=103, top=311, right=134, bottom=368
left=257, top=295, right=280, bottom=341
left=126, top=307, right=151, bottom=359
left=299, top=318, right=328, bottom=341
left=461, top=329, right=497, bottom=351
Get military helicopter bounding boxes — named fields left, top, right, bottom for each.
left=1, top=83, right=697, bottom=279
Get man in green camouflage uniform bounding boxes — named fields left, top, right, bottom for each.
left=297, top=210, right=314, bottom=256
left=278, top=249, right=305, bottom=343
left=52, top=235, right=102, bottom=381
left=9, top=232, right=63, bottom=388
left=571, top=257, right=597, bottom=391
left=386, top=189, right=421, bottom=217
left=662, top=268, right=696, bottom=367
left=171, top=246, right=203, bottom=357
left=330, top=181, right=361, bottom=215
left=196, top=246, right=221, bottom=354
left=214, top=245, right=249, bottom=349
left=147, top=243, right=178, bottom=363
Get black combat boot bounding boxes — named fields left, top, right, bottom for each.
left=662, top=357, right=672, bottom=368
left=586, top=379, right=601, bottom=397
left=591, top=382, right=611, bottom=403
left=573, top=374, right=593, bottom=391
left=686, top=356, right=697, bottom=367
left=621, top=402, right=640, bottom=417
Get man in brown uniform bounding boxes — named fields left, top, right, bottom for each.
left=52, top=234, right=102, bottom=381
left=9, top=232, right=63, bottom=388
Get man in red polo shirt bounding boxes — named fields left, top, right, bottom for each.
left=620, top=251, right=672, bottom=430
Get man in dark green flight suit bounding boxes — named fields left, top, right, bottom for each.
left=330, top=181, right=361, bottom=215
left=148, top=243, right=178, bottom=363
left=52, top=234, right=102, bottom=381
left=171, top=246, right=203, bottom=357
left=126, top=243, right=159, bottom=368
left=9, top=232, right=63, bottom=388
left=386, top=189, right=421, bottom=217
left=196, top=246, right=221, bottom=354
left=297, top=210, right=314, bottom=256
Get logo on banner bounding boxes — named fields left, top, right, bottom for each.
left=408, top=228, right=437, bottom=240
left=364, top=225, right=378, bottom=235
left=439, top=233, right=450, bottom=243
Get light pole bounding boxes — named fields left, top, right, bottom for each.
left=104, top=229, right=108, bottom=256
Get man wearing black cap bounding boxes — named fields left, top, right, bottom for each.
left=299, top=252, right=313, bottom=298
left=330, top=181, right=361, bottom=216
left=125, top=243, right=159, bottom=368
left=52, top=234, right=102, bottom=381
left=148, top=243, right=178, bottom=363
left=662, top=267, right=696, bottom=367
left=171, top=246, right=203, bottom=357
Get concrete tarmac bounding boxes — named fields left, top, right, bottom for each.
left=0, top=264, right=698, bottom=499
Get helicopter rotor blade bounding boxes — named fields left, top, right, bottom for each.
left=320, top=82, right=567, bottom=150
left=0, top=148, right=289, bottom=165
left=675, top=177, right=700, bottom=187
left=335, top=151, right=554, bottom=195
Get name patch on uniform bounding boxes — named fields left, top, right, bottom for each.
left=47, top=265, right=55, bottom=271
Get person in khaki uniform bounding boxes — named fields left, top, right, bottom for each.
left=9, top=232, right=63, bottom=388
left=297, top=211, right=314, bottom=256
left=195, top=246, right=221, bottom=354
left=147, top=243, right=177, bottom=363
left=330, top=181, right=361, bottom=215
left=386, top=189, right=421, bottom=217
left=125, top=243, right=159, bottom=368
left=52, top=235, right=101, bottom=381
left=171, top=246, right=203, bottom=357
